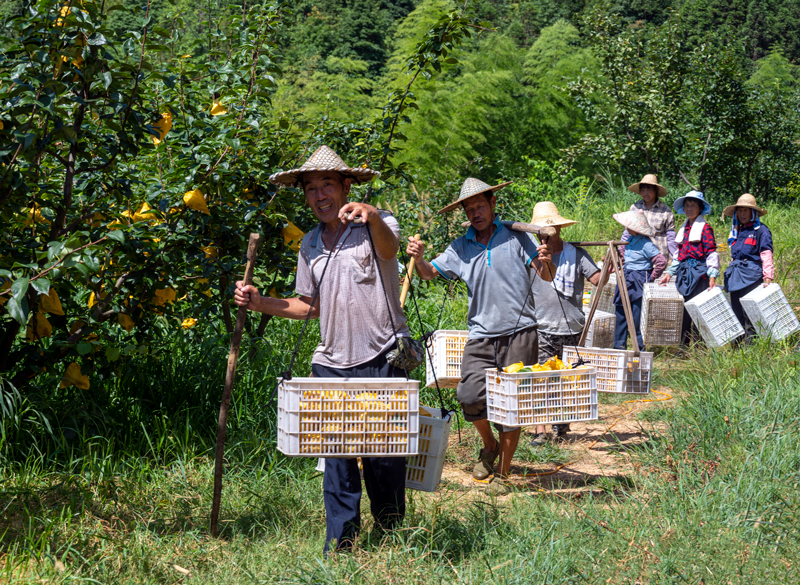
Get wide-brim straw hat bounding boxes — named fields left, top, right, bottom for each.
left=673, top=190, right=712, bottom=216
left=628, top=174, right=667, bottom=199
left=530, top=201, right=577, bottom=228
left=613, top=209, right=656, bottom=237
left=269, top=145, right=379, bottom=187
left=722, top=193, right=768, bottom=218
left=438, top=177, right=512, bottom=214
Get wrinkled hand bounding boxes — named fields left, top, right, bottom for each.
left=234, top=281, right=261, bottom=310
left=537, top=243, right=552, bottom=264
left=708, top=276, right=716, bottom=290
left=406, top=235, right=426, bottom=261
left=658, top=274, right=671, bottom=286
left=339, top=201, right=378, bottom=225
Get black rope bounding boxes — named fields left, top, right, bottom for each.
left=268, top=221, right=347, bottom=406
left=399, top=245, right=453, bottom=419
left=364, top=222, right=409, bottom=381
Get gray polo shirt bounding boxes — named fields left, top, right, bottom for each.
left=532, top=246, right=599, bottom=336
left=431, top=216, right=539, bottom=339
left=295, top=212, right=409, bottom=368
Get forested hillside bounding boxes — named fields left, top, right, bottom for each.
left=3, top=0, right=797, bottom=189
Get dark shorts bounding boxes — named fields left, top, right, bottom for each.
left=538, top=331, right=582, bottom=362
left=457, top=327, right=538, bottom=432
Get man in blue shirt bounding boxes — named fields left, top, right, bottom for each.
left=406, top=178, right=552, bottom=493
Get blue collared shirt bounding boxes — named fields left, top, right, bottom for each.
left=623, top=234, right=661, bottom=271
left=431, top=216, right=540, bottom=339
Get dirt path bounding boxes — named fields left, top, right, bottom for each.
left=437, top=386, right=676, bottom=496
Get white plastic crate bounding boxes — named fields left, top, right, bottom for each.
left=591, top=273, right=617, bottom=315
left=277, top=378, right=420, bottom=457
left=641, top=283, right=684, bottom=346
left=583, top=306, right=615, bottom=348
left=405, top=405, right=452, bottom=492
left=425, top=330, right=469, bottom=388
left=684, top=287, right=744, bottom=347
left=486, top=366, right=598, bottom=427
left=563, top=346, right=653, bottom=394
left=740, top=283, right=800, bottom=342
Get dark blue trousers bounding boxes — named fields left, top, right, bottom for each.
left=311, top=351, right=407, bottom=554
left=614, top=298, right=644, bottom=350
left=730, top=278, right=762, bottom=344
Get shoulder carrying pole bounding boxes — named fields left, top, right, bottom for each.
left=400, top=233, right=420, bottom=308
left=210, top=232, right=261, bottom=538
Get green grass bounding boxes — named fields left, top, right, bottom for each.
left=2, top=183, right=800, bottom=583
left=2, top=337, right=798, bottom=583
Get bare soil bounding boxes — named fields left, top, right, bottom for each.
left=437, top=386, right=677, bottom=497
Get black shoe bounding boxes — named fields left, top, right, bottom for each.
left=529, top=432, right=547, bottom=447
left=551, top=424, right=569, bottom=442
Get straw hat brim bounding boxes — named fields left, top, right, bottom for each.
left=438, top=181, right=513, bottom=214
left=530, top=215, right=578, bottom=228
left=628, top=181, right=667, bottom=199
left=721, top=203, right=768, bottom=218
left=612, top=212, right=656, bottom=237
left=269, top=166, right=379, bottom=187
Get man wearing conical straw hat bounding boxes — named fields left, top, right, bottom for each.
left=622, top=174, right=677, bottom=262
left=406, top=178, right=554, bottom=494
left=234, top=145, right=410, bottom=555
left=528, top=202, right=602, bottom=445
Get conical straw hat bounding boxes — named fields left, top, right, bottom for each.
left=721, top=193, right=767, bottom=218
left=628, top=174, right=667, bottom=199
left=438, top=177, right=512, bottom=214
left=269, top=145, right=379, bottom=187
left=530, top=201, right=577, bottom=228
left=613, top=209, right=656, bottom=237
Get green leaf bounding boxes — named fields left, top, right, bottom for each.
left=11, top=277, right=29, bottom=304
left=105, top=346, right=121, bottom=362
left=108, top=230, right=125, bottom=243
left=87, top=33, right=108, bottom=46
left=7, top=295, right=28, bottom=325
left=102, top=71, right=112, bottom=89
left=77, top=342, right=93, bottom=355
left=31, top=278, right=50, bottom=295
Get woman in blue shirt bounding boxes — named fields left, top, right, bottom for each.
left=722, top=194, right=774, bottom=343
left=612, top=210, right=668, bottom=350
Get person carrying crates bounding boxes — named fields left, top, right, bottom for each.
left=233, top=146, right=410, bottom=555
left=657, top=191, right=720, bottom=346
left=612, top=210, right=668, bottom=350
left=527, top=202, right=602, bottom=445
left=405, top=178, right=553, bottom=495
left=721, top=193, right=774, bottom=343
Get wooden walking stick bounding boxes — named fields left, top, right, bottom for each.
left=400, top=233, right=421, bottom=308
left=210, top=232, right=261, bottom=538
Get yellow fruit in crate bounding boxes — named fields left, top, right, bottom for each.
left=504, top=362, right=524, bottom=373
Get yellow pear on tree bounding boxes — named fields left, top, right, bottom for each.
left=281, top=221, right=305, bottom=252
left=117, top=313, right=135, bottom=332
left=152, top=111, right=172, bottom=145
left=210, top=100, right=227, bottom=116
left=26, top=312, right=53, bottom=341
left=61, top=362, right=90, bottom=390
left=40, top=288, right=64, bottom=315
left=183, top=189, right=210, bottom=215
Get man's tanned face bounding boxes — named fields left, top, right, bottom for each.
left=463, top=192, right=496, bottom=232
left=302, top=171, right=352, bottom=225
